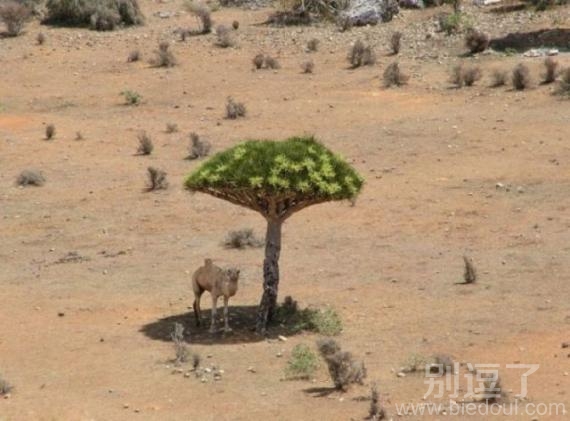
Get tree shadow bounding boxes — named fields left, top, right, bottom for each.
left=303, top=386, right=338, bottom=398
left=140, top=305, right=301, bottom=345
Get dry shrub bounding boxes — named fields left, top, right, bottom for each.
left=17, top=170, right=45, bottom=187
left=390, top=31, right=402, bottom=55
left=232, top=20, right=239, bottom=30
left=307, top=38, right=319, bottom=52
left=224, top=228, right=263, bottom=249
left=301, top=59, right=314, bottom=74
left=264, top=56, right=280, bottom=69
left=137, top=131, right=153, bottom=155
left=147, top=166, right=168, bottom=191
left=127, top=49, right=140, bottom=62
left=171, top=322, right=189, bottom=365
left=44, top=0, right=144, bottom=30
left=556, top=67, right=570, bottom=97
left=0, top=375, right=13, bottom=396
left=150, top=41, right=176, bottom=67
left=463, top=66, right=481, bottom=86
left=450, top=64, right=480, bottom=88
left=187, top=132, right=211, bottom=159
left=45, top=124, right=56, bottom=140
left=368, top=383, right=386, bottom=420
left=463, top=255, right=477, bottom=284
left=252, top=53, right=264, bottom=69
left=0, top=1, right=31, bottom=36
left=490, top=69, right=508, bottom=87
left=36, top=32, right=46, bottom=44
left=383, top=62, right=408, bottom=87
left=512, top=63, right=531, bottom=90
left=216, top=24, right=234, bottom=48
left=317, top=338, right=366, bottom=391
left=348, top=40, right=375, bottom=68
left=542, top=57, right=558, bottom=84
left=165, top=122, right=178, bottom=133
left=225, top=97, right=246, bottom=119
left=186, top=1, right=211, bottom=34
left=266, top=9, right=311, bottom=26
left=465, top=29, right=489, bottom=54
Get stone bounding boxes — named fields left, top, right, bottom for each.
left=341, top=0, right=399, bottom=26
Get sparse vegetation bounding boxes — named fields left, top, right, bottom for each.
left=348, top=40, right=376, bottom=68
left=165, top=123, right=178, bottom=133
left=216, top=24, right=234, bottom=48
left=232, top=20, right=239, bottom=30
left=490, top=69, right=508, bottom=87
left=390, top=31, right=402, bottom=55
left=465, top=29, right=489, bottom=54
left=147, top=166, right=168, bottom=191
left=463, top=255, right=477, bottom=284
left=44, top=0, right=144, bottom=31
left=542, top=57, right=558, bottom=84
left=225, top=97, right=246, bottom=119
left=512, top=63, right=531, bottom=90
left=186, top=1, right=211, bottom=34
left=317, top=338, right=366, bottom=391
left=137, top=131, right=153, bottom=155
left=127, top=49, right=140, bottom=62
left=482, top=373, right=504, bottom=403
left=301, top=59, right=314, bottom=74
left=187, top=132, right=211, bottom=159
left=252, top=54, right=280, bottom=70
left=307, top=38, right=319, bottom=52
left=430, top=354, right=455, bottom=374
left=368, top=383, right=386, bottom=420
left=121, top=90, right=141, bottom=105
left=400, top=353, right=430, bottom=373
left=45, top=124, right=56, bottom=140
left=17, top=170, right=45, bottom=187
left=150, top=41, right=176, bottom=67
left=285, top=344, right=319, bottom=380
left=171, top=322, right=189, bottom=365
left=450, top=64, right=464, bottom=87
left=224, top=228, right=263, bottom=249
left=440, top=12, right=470, bottom=35
left=0, top=1, right=31, bottom=36
left=383, top=62, right=408, bottom=87
left=36, top=32, right=46, bottom=45
left=0, top=375, right=13, bottom=396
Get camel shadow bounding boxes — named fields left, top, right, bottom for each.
left=140, top=305, right=301, bottom=345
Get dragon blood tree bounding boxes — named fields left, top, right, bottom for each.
left=185, top=136, right=363, bottom=334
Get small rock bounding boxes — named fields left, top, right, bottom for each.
left=276, top=352, right=283, bottom=358
left=561, top=342, right=569, bottom=349
left=397, top=372, right=406, bottom=378
left=247, top=366, right=256, bottom=373
left=123, top=403, right=130, bottom=409
left=278, top=335, right=288, bottom=342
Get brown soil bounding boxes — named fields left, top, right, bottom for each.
left=1, top=2, right=569, bottom=420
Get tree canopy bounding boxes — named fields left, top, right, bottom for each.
left=184, top=136, right=363, bottom=219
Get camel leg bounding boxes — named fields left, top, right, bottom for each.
left=223, top=296, right=232, bottom=332
left=209, top=294, right=218, bottom=333
left=193, top=290, right=203, bottom=327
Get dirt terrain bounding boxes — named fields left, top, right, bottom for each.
left=1, top=2, right=569, bottom=420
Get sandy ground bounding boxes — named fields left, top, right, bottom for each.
left=1, top=2, right=569, bottom=420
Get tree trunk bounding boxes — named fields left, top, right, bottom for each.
left=256, top=218, right=282, bottom=334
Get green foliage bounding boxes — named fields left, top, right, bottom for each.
left=285, top=344, right=319, bottom=379
left=121, top=90, right=141, bottom=105
left=276, top=302, right=343, bottom=336
left=185, top=136, right=363, bottom=204
left=440, top=12, right=471, bottom=35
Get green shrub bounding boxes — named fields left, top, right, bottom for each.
left=276, top=298, right=342, bottom=335
left=439, top=12, right=471, bottom=35
left=121, top=90, right=141, bottom=105
left=285, top=344, right=319, bottom=379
